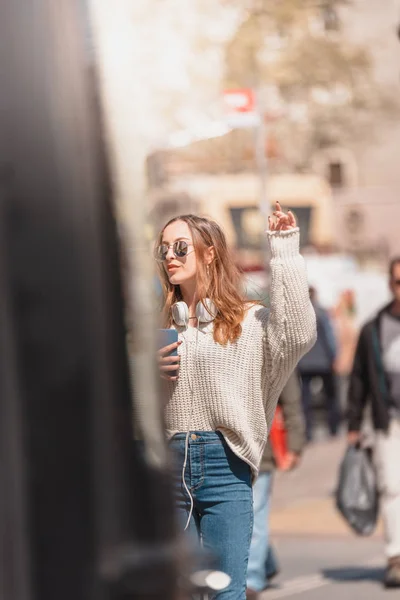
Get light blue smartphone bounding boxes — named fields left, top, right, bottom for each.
left=158, top=328, right=179, bottom=377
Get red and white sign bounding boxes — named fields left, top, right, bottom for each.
left=223, top=88, right=255, bottom=113
left=223, top=88, right=259, bottom=128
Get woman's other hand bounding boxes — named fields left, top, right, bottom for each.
left=158, top=341, right=181, bottom=381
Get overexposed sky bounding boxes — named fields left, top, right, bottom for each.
left=122, top=0, right=242, bottom=145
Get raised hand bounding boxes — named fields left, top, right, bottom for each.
left=268, top=201, right=297, bottom=231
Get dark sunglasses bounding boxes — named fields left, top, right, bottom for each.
left=155, top=240, right=192, bottom=262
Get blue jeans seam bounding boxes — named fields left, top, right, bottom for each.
left=191, top=444, right=205, bottom=491
left=244, top=497, right=255, bottom=594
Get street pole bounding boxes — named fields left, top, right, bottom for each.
left=253, top=86, right=271, bottom=278
left=254, top=87, right=269, bottom=232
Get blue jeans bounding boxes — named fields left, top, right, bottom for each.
left=247, top=472, right=273, bottom=592
left=169, top=431, right=253, bottom=600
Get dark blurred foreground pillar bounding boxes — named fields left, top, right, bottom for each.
left=0, top=1, right=179, bottom=599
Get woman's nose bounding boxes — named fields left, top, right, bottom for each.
left=165, top=246, right=175, bottom=260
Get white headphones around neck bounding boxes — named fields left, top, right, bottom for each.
left=172, top=298, right=217, bottom=327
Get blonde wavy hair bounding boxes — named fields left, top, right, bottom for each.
left=156, top=214, right=247, bottom=345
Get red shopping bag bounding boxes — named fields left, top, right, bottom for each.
left=269, top=405, right=288, bottom=470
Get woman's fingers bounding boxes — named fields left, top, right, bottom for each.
left=158, top=357, right=180, bottom=379
left=158, top=365, right=179, bottom=374
left=157, top=340, right=181, bottom=357
left=270, top=206, right=296, bottom=231
left=158, top=354, right=180, bottom=365
left=288, top=209, right=296, bottom=227
left=159, top=358, right=180, bottom=382
left=160, top=360, right=179, bottom=379
left=158, top=340, right=180, bottom=381
left=160, top=373, right=179, bottom=381
left=273, top=211, right=289, bottom=225
left=160, top=363, right=180, bottom=372
left=276, top=216, right=289, bottom=229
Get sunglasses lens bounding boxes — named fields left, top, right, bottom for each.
left=155, top=244, right=168, bottom=261
left=174, top=240, right=188, bottom=257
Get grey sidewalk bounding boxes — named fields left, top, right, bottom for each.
left=270, top=435, right=383, bottom=538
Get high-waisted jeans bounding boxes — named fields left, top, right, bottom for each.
left=169, top=431, right=253, bottom=599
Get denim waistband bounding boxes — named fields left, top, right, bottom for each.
left=170, top=430, right=226, bottom=444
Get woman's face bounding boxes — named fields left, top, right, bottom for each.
left=161, top=220, right=197, bottom=287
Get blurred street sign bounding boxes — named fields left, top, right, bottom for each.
left=223, top=88, right=260, bottom=128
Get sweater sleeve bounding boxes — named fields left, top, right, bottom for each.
left=263, top=228, right=317, bottom=418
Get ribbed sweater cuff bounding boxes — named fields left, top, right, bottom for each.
left=266, top=228, right=300, bottom=259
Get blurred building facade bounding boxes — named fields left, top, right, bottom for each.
left=146, top=0, right=400, bottom=273
left=311, top=0, right=400, bottom=269
left=150, top=172, right=333, bottom=248
left=147, top=126, right=336, bottom=267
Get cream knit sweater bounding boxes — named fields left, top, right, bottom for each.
left=165, top=228, right=316, bottom=478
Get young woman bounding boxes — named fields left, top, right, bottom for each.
left=155, top=203, right=316, bottom=599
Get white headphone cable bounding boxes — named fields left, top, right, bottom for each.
left=181, top=325, right=199, bottom=531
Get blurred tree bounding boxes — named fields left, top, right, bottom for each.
left=121, top=0, right=240, bottom=146
left=224, top=0, right=398, bottom=170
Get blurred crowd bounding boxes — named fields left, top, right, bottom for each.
left=246, top=255, right=400, bottom=596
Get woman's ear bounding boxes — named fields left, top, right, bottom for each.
left=204, top=245, right=215, bottom=265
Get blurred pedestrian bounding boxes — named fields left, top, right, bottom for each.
left=332, top=289, right=358, bottom=412
left=246, top=372, right=305, bottom=599
left=347, top=257, right=400, bottom=589
left=298, top=286, right=339, bottom=441
left=155, top=204, right=316, bottom=599
left=333, top=290, right=357, bottom=377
